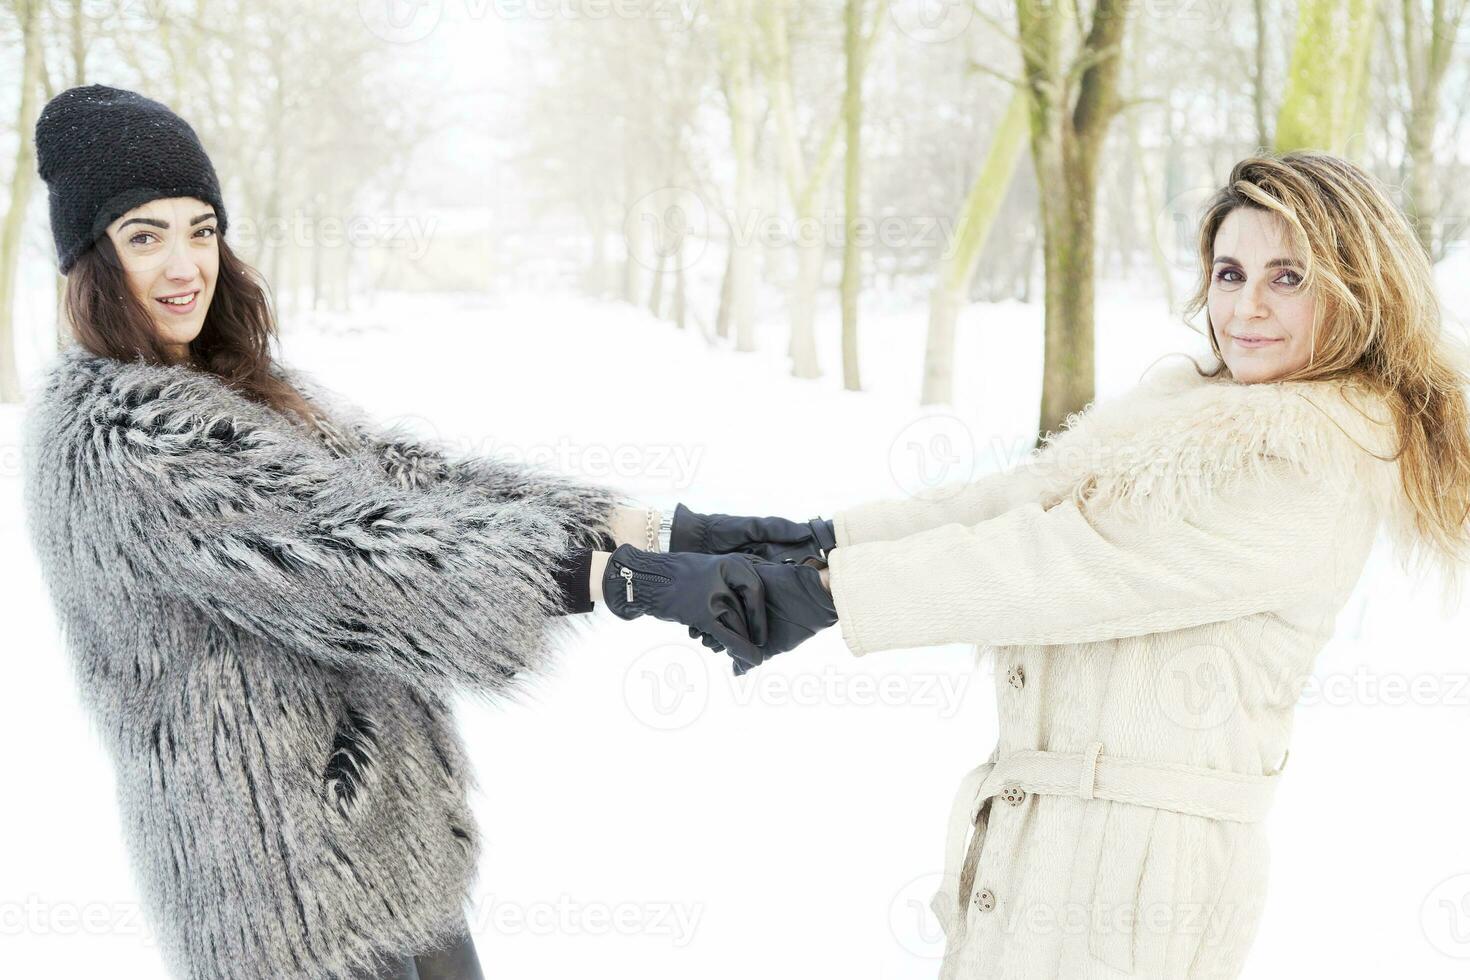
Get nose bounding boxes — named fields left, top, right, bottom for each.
left=161, top=248, right=199, bottom=283
left=1235, top=277, right=1269, bottom=320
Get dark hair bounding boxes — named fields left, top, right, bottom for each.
left=63, top=232, right=320, bottom=427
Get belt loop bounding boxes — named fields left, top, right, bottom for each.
left=1078, top=741, right=1103, bottom=799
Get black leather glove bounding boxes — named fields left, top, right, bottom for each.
left=602, top=544, right=768, bottom=671
left=694, top=557, right=838, bottom=676
left=669, top=502, right=837, bottom=564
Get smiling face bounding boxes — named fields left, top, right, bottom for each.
left=1206, top=207, right=1321, bottom=384
left=104, top=196, right=220, bottom=363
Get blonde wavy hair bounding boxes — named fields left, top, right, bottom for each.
left=1182, top=151, right=1470, bottom=609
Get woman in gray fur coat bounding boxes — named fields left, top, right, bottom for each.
left=22, top=85, right=773, bottom=980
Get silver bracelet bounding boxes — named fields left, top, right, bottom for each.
left=657, top=510, right=674, bottom=551
left=645, top=507, right=659, bottom=551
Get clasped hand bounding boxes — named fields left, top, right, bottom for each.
left=601, top=504, right=838, bottom=675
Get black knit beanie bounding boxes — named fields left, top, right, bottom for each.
left=34, top=84, right=229, bottom=274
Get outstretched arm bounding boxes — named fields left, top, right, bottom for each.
left=663, top=460, right=1048, bottom=564
left=827, top=458, right=1362, bottom=654
left=275, top=362, right=638, bottom=552
left=74, top=367, right=624, bottom=698
left=832, top=461, right=1048, bottom=548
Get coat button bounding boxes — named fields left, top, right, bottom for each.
left=973, top=887, right=996, bottom=912
left=1001, top=784, right=1026, bottom=806
left=1007, top=666, right=1025, bottom=689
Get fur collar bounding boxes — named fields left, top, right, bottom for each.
left=36, top=344, right=357, bottom=459
left=1027, top=353, right=1406, bottom=537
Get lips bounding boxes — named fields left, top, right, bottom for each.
left=1231, top=333, right=1282, bottom=347
left=154, top=290, right=200, bottom=315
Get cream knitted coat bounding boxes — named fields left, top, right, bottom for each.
left=826, top=355, right=1412, bottom=980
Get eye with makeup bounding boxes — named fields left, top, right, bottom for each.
left=1211, top=266, right=1303, bottom=288
left=126, top=226, right=218, bottom=248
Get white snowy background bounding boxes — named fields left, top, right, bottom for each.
left=3, top=1, right=1470, bottom=977
left=3, top=258, right=1469, bottom=978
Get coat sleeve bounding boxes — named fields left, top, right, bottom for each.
left=832, top=462, right=1048, bottom=548
left=826, top=458, right=1359, bottom=654
left=278, top=364, right=627, bottom=552
left=80, top=373, right=621, bottom=697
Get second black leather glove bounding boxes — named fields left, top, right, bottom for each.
left=669, top=502, right=837, bottom=563
left=697, top=557, right=839, bottom=676
left=602, top=544, right=769, bottom=671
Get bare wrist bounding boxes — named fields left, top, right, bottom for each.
left=589, top=550, right=610, bottom=602
left=610, top=505, right=665, bottom=551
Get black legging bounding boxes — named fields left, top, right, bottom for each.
left=350, top=926, right=485, bottom=980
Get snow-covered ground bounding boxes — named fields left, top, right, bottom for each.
left=2, top=266, right=1468, bottom=978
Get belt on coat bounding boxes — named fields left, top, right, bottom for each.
left=930, top=740, right=1286, bottom=942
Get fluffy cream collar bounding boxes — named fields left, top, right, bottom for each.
left=1027, top=353, right=1408, bottom=550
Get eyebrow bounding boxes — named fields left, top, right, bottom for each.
left=1212, top=255, right=1301, bottom=269
left=117, top=212, right=217, bottom=231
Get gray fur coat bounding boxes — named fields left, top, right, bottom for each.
left=21, top=344, right=627, bottom=980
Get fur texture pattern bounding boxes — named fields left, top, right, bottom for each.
left=1025, top=353, right=1430, bottom=595
left=21, top=345, right=627, bottom=980
left=1034, top=355, right=1400, bottom=517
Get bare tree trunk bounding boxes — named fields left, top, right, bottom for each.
left=1016, top=0, right=1133, bottom=446
left=261, top=24, right=289, bottom=292
left=584, top=212, right=608, bottom=297
left=673, top=246, right=687, bottom=330
left=1, top=0, right=46, bottom=401
left=715, top=243, right=734, bottom=340
left=728, top=137, right=757, bottom=352
left=788, top=238, right=823, bottom=377
left=310, top=201, right=323, bottom=313
left=1125, top=100, right=1176, bottom=313
left=1251, top=0, right=1271, bottom=150
left=840, top=0, right=885, bottom=391
left=1017, top=227, right=1037, bottom=303
left=1275, top=0, right=1380, bottom=154
left=54, top=0, right=88, bottom=349
left=648, top=249, right=667, bottom=318
left=718, top=2, right=759, bottom=353
left=69, top=0, right=86, bottom=83
left=760, top=0, right=829, bottom=375
left=760, top=0, right=883, bottom=377
left=921, top=89, right=1029, bottom=405
left=1401, top=0, right=1468, bottom=258
left=623, top=166, right=647, bottom=307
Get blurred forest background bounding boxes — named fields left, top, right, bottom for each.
left=5, top=10, right=1470, bottom=977
left=1, top=0, right=1468, bottom=439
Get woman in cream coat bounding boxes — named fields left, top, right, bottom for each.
left=669, top=152, right=1470, bottom=978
